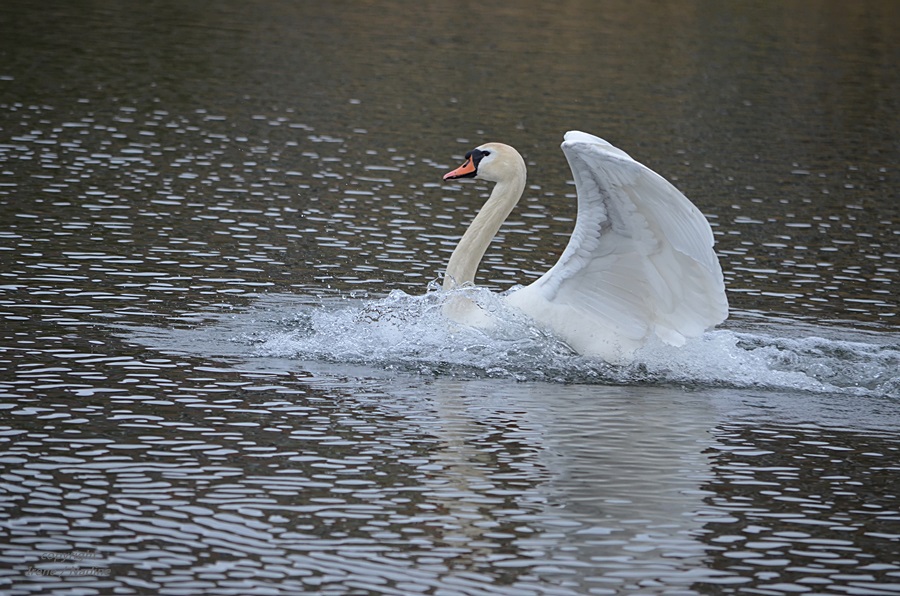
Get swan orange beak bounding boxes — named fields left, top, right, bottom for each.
left=443, top=156, right=477, bottom=180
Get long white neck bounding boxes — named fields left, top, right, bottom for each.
left=443, top=164, right=526, bottom=289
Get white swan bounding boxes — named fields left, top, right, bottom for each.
left=441, top=131, right=728, bottom=363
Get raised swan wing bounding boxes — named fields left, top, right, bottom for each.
left=506, top=131, right=728, bottom=362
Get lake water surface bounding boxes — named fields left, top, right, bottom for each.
left=1, top=1, right=899, bottom=594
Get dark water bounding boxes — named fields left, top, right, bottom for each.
left=1, top=1, right=899, bottom=594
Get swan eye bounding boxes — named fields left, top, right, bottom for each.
left=471, top=149, right=489, bottom=163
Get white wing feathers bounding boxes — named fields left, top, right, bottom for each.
left=507, top=131, right=728, bottom=362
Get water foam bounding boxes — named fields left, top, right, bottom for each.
left=244, top=289, right=900, bottom=397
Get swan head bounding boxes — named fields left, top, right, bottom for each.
left=443, top=142, right=525, bottom=184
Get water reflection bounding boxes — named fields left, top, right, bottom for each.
left=702, top=419, right=900, bottom=593
left=1, top=99, right=895, bottom=329
left=6, top=356, right=721, bottom=593
left=4, top=351, right=898, bottom=593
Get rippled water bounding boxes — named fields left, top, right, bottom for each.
left=2, top=1, right=899, bottom=594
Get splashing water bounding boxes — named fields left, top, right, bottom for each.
left=248, top=288, right=586, bottom=381
left=239, top=288, right=900, bottom=397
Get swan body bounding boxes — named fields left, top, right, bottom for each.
left=441, top=131, right=728, bottom=363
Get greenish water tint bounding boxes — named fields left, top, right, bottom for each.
left=1, top=1, right=898, bottom=594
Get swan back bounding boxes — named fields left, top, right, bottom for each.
left=506, top=131, right=728, bottom=362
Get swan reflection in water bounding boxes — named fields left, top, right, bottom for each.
left=441, top=131, right=729, bottom=364
left=302, top=368, right=726, bottom=591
